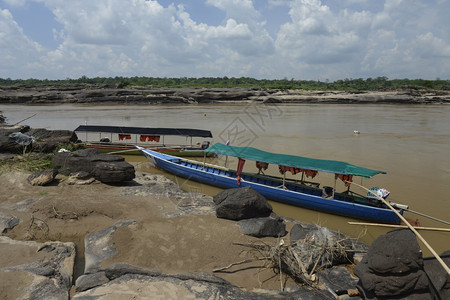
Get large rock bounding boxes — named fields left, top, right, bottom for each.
left=28, top=128, right=78, bottom=152
left=354, top=229, right=431, bottom=299
left=0, top=134, right=26, bottom=153
left=0, top=237, right=75, bottom=299
left=0, top=126, right=77, bottom=153
left=213, top=186, right=272, bottom=220
left=52, top=148, right=135, bottom=183
left=238, top=215, right=287, bottom=238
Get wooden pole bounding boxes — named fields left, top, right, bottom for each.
left=348, top=222, right=450, bottom=232
left=350, top=181, right=450, bottom=275
left=13, top=113, right=37, bottom=125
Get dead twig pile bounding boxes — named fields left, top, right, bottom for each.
left=51, top=205, right=79, bottom=220
left=215, top=227, right=359, bottom=289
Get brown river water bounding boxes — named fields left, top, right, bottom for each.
left=1, top=103, right=449, bottom=255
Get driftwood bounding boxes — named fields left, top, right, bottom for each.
left=214, top=229, right=358, bottom=290
left=52, top=205, right=79, bottom=220
left=26, top=214, right=49, bottom=239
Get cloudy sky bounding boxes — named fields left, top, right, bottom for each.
left=1, top=0, right=449, bottom=81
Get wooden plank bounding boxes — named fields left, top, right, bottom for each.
left=348, top=222, right=450, bottom=232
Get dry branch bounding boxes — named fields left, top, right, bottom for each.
left=216, top=230, right=357, bottom=289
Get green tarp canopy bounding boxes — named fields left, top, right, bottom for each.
left=205, top=143, right=386, bottom=178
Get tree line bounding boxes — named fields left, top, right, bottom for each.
left=0, top=76, right=448, bottom=91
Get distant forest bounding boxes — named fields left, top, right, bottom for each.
left=0, top=76, right=448, bottom=91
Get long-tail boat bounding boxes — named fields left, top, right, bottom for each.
left=137, top=143, right=409, bottom=224
left=74, top=125, right=213, bottom=156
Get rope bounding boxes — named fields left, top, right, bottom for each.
left=348, top=222, right=450, bottom=232
left=348, top=181, right=450, bottom=275
left=400, top=208, right=450, bottom=226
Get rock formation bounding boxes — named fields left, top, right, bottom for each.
left=52, top=148, right=135, bottom=183
left=1, top=85, right=449, bottom=104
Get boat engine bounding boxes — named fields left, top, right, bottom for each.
left=367, top=187, right=390, bottom=200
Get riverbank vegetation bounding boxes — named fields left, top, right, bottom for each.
left=1, top=76, right=449, bottom=91
left=0, top=153, right=52, bottom=175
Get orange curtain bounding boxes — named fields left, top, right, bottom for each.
left=338, top=174, right=353, bottom=187
left=300, top=168, right=318, bottom=178
left=278, top=165, right=318, bottom=177
left=119, top=134, right=131, bottom=140
left=256, top=161, right=268, bottom=171
left=139, top=135, right=161, bottom=142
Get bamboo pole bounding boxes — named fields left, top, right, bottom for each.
left=349, top=181, right=450, bottom=275
left=348, top=222, right=450, bottom=232
left=13, top=113, right=37, bottom=125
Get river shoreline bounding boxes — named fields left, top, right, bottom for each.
left=1, top=85, right=449, bottom=104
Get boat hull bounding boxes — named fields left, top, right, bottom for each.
left=139, top=148, right=402, bottom=224
left=85, top=143, right=211, bottom=157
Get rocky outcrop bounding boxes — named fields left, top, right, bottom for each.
left=28, top=128, right=78, bottom=153
left=354, top=229, right=449, bottom=299
left=0, top=237, right=75, bottom=299
left=0, top=125, right=77, bottom=154
left=52, top=148, right=135, bottom=183
left=1, top=85, right=449, bottom=104
left=73, top=272, right=302, bottom=300
left=84, top=220, right=137, bottom=274
left=213, top=186, right=273, bottom=220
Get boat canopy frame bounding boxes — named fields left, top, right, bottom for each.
left=204, top=143, right=386, bottom=178
left=74, top=125, right=213, bottom=138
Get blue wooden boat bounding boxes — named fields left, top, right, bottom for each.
left=137, top=143, right=407, bottom=224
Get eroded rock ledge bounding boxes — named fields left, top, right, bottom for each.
left=1, top=85, right=449, bottom=104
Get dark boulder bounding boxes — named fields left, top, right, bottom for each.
left=213, top=186, right=272, bottom=220
left=28, top=128, right=78, bottom=152
left=354, top=229, right=432, bottom=299
left=0, top=135, right=25, bottom=153
left=0, top=126, right=77, bottom=154
left=290, top=223, right=318, bottom=242
left=27, top=169, right=58, bottom=186
left=0, top=125, right=30, bottom=136
left=238, top=215, right=287, bottom=238
left=52, top=149, right=135, bottom=183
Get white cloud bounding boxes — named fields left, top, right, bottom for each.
left=274, top=0, right=450, bottom=80
left=0, top=0, right=449, bottom=80
left=0, top=8, right=44, bottom=78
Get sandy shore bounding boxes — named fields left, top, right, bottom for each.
left=1, top=166, right=310, bottom=297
